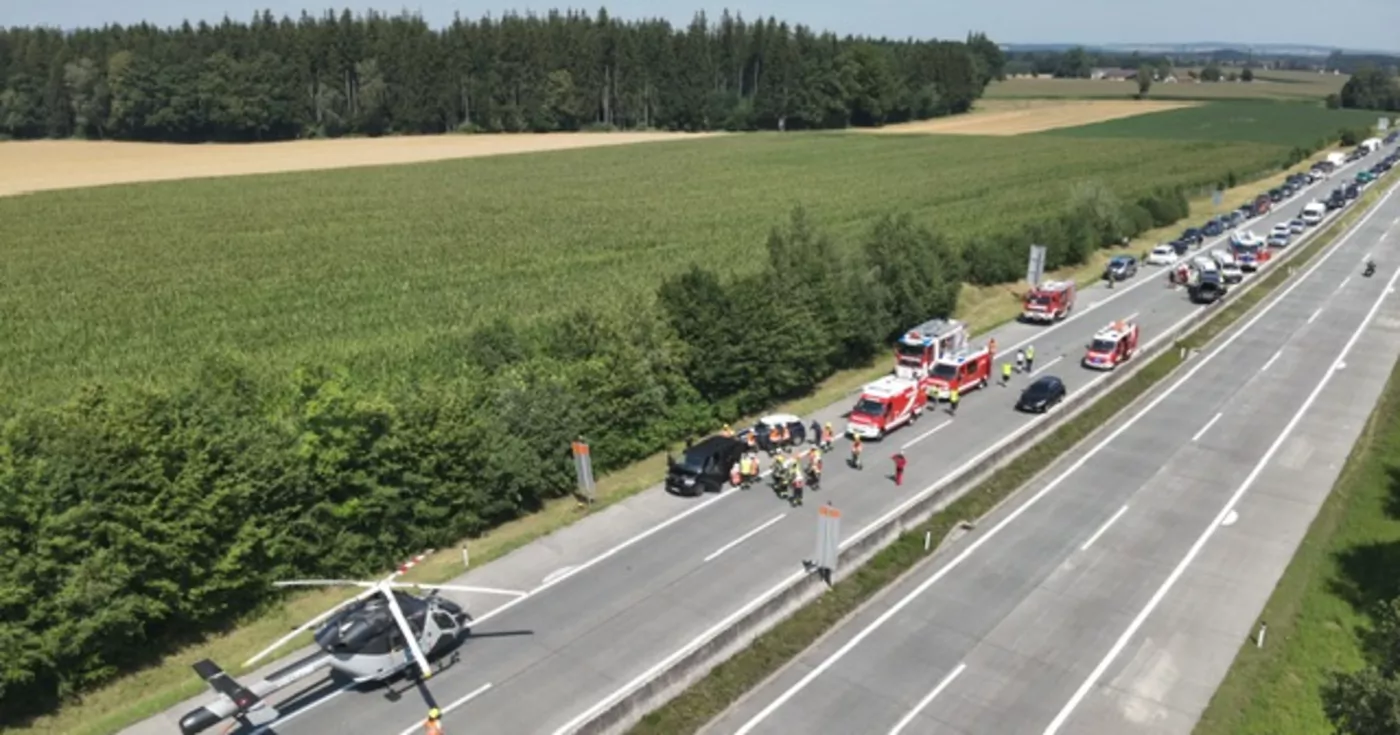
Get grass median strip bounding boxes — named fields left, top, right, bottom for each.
left=627, top=181, right=1395, bottom=735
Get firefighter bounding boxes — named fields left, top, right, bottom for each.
left=809, top=420, right=821, bottom=448
left=424, top=708, right=444, bottom=735
left=820, top=422, right=834, bottom=451
left=988, top=337, right=997, bottom=357
left=780, top=423, right=791, bottom=446
left=767, top=424, right=783, bottom=456
left=790, top=466, right=806, bottom=506
left=1025, top=344, right=1035, bottom=372
left=892, top=451, right=907, bottom=487
left=1002, top=362, right=1013, bottom=386
left=948, top=386, right=960, bottom=416
left=806, top=447, right=823, bottom=489
left=850, top=434, right=864, bottom=470
left=730, top=459, right=743, bottom=488
left=745, top=430, right=757, bottom=451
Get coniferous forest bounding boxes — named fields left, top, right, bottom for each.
left=0, top=9, right=1006, bottom=141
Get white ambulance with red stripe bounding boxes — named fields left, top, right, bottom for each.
left=845, top=375, right=927, bottom=440
left=1083, top=319, right=1140, bottom=370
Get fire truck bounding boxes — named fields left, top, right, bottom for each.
left=1022, top=281, right=1076, bottom=323
left=1083, top=319, right=1140, bottom=370
left=924, top=347, right=994, bottom=400
left=845, top=375, right=927, bottom=440
left=893, top=318, right=968, bottom=381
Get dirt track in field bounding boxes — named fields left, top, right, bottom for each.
left=862, top=99, right=1199, bottom=136
left=0, top=132, right=725, bottom=197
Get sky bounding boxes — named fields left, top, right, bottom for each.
left=9, top=0, right=1400, bottom=53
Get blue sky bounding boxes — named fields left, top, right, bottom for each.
left=11, top=0, right=1400, bottom=52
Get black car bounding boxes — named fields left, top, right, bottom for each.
left=1017, top=376, right=1066, bottom=413
left=1202, top=219, right=1223, bottom=237
left=1346, top=183, right=1360, bottom=200
left=1169, top=238, right=1191, bottom=255
left=1225, top=210, right=1244, bottom=227
left=1189, top=270, right=1226, bottom=304
left=1105, top=255, right=1138, bottom=281
left=1181, top=227, right=1203, bottom=245
left=665, top=435, right=748, bottom=496
left=1268, top=188, right=1284, bottom=203
left=1327, top=192, right=1347, bottom=210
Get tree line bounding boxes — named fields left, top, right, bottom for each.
left=1334, top=67, right=1400, bottom=112
left=1325, top=596, right=1400, bottom=733
left=0, top=8, right=1005, bottom=141
left=0, top=177, right=1193, bottom=721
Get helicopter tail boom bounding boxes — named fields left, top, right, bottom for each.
left=177, top=654, right=333, bottom=735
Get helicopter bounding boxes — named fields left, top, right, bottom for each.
left=178, top=551, right=525, bottom=735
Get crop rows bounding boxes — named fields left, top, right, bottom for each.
left=1044, top=100, right=1380, bottom=146
left=0, top=132, right=1290, bottom=404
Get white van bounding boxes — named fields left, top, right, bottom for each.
left=1362, top=137, right=1382, bottom=154
left=1301, top=201, right=1326, bottom=226
left=1327, top=152, right=1347, bottom=167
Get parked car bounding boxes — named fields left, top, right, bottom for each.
left=665, top=435, right=747, bottom=496
left=1146, top=244, right=1177, bottom=265
left=1346, top=183, right=1361, bottom=200
left=1189, top=270, right=1227, bottom=304
left=1268, top=188, right=1284, bottom=203
left=1225, top=210, right=1245, bottom=227
left=1288, top=218, right=1306, bottom=234
left=1267, top=231, right=1291, bottom=247
left=738, top=413, right=808, bottom=453
left=1357, top=170, right=1376, bottom=184
left=1169, top=238, right=1191, bottom=256
left=1016, top=376, right=1066, bottom=413
left=1202, top=219, right=1223, bottom=237
left=1181, top=227, right=1204, bottom=246
left=1105, top=255, right=1139, bottom=281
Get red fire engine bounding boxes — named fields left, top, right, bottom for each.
left=1083, top=319, right=1140, bottom=370
left=924, top=347, right=994, bottom=400
left=845, top=375, right=927, bottom=440
left=1022, top=280, right=1076, bottom=323
left=893, top=318, right=968, bottom=380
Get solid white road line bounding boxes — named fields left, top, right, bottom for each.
left=1125, top=311, right=1141, bottom=322
left=542, top=566, right=577, bottom=585
left=1031, top=355, right=1064, bottom=377
left=396, top=683, right=494, bottom=735
left=1308, top=307, right=1323, bottom=323
left=1041, top=249, right=1400, bottom=735
left=902, top=420, right=952, bottom=450
left=732, top=183, right=1399, bottom=735
left=1191, top=412, right=1223, bottom=443
left=888, top=663, right=967, bottom=735
left=704, top=514, right=787, bottom=563
left=1079, top=506, right=1129, bottom=552
left=1260, top=349, right=1283, bottom=373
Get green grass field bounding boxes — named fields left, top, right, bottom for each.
left=988, top=72, right=1349, bottom=101
left=1043, top=100, right=1379, bottom=145
left=1196, top=348, right=1400, bottom=734
left=0, top=131, right=1295, bottom=405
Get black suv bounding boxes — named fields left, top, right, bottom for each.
left=1189, top=270, right=1227, bottom=304
left=665, top=435, right=747, bottom=496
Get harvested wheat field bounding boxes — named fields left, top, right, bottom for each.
left=864, top=99, right=1199, bottom=136
left=0, top=131, right=724, bottom=197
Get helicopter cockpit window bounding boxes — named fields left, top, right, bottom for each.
left=433, top=612, right=455, bottom=630
left=358, top=629, right=395, bottom=655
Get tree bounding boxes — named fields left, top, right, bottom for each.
left=1340, top=67, right=1400, bottom=111
left=1136, top=64, right=1152, bottom=97
left=1200, top=63, right=1223, bottom=82
left=1241, top=66, right=1254, bottom=82
left=1324, top=667, right=1400, bottom=735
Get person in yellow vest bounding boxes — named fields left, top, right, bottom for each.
left=806, top=447, right=823, bottom=489
left=767, top=424, right=783, bottom=455
left=1001, top=362, right=1013, bottom=386
left=424, top=708, right=444, bottom=735
left=1025, top=344, right=1035, bottom=372
left=948, top=386, right=960, bottom=416
left=820, top=422, right=834, bottom=450
left=850, top=434, right=864, bottom=470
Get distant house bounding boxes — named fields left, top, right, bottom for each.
left=1090, top=68, right=1138, bottom=81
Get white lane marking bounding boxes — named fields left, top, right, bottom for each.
left=1080, top=506, right=1130, bottom=552
left=1308, top=307, right=1323, bottom=323
left=1031, top=355, right=1064, bottom=377
left=1125, top=311, right=1141, bottom=322
left=704, top=514, right=787, bottom=563
left=1339, top=276, right=1351, bottom=291
left=888, top=663, right=967, bottom=735
left=542, top=566, right=576, bottom=585
left=1042, top=249, right=1400, bottom=735
left=396, top=683, right=494, bottom=735
left=731, top=183, right=1399, bottom=735
left=1191, top=412, right=1223, bottom=443
left=902, top=420, right=952, bottom=450
left=1260, top=349, right=1282, bottom=373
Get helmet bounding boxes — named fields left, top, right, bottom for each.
left=429, top=708, right=441, bottom=720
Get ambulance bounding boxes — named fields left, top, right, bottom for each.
left=923, top=347, right=994, bottom=400
left=893, top=318, right=969, bottom=381
left=1083, top=319, right=1140, bottom=370
left=1022, top=281, right=1076, bottom=323
left=845, top=375, right=927, bottom=440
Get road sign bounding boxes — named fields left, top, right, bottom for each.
left=813, top=503, right=841, bottom=579
left=1379, top=117, right=1390, bottom=132
left=1026, top=244, right=1047, bottom=287
left=571, top=439, right=596, bottom=503
left=1212, top=189, right=1223, bottom=209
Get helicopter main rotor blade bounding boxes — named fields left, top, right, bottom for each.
left=243, top=585, right=378, bottom=668
left=380, top=586, right=434, bottom=680
left=388, top=582, right=528, bottom=598
left=272, top=580, right=376, bottom=589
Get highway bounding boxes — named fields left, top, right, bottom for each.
left=706, top=182, right=1400, bottom=735
left=126, top=144, right=1395, bottom=735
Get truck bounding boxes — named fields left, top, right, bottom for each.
left=1021, top=280, right=1076, bottom=323
left=845, top=375, right=926, bottom=440
left=923, top=347, right=994, bottom=400
left=892, top=318, right=968, bottom=381
left=1083, top=320, right=1140, bottom=370
left=1361, top=138, right=1382, bottom=155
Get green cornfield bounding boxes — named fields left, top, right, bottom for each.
left=1043, top=100, right=1381, bottom=146
left=0, top=131, right=1293, bottom=404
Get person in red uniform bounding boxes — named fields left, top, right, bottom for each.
left=892, top=451, right=907, bottom=486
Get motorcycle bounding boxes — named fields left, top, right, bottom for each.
left=1364, top=261, right=1377, bottom=277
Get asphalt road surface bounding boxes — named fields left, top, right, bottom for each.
left=129, top=145, right=1396, bottom=735
left=706, top=181, right=1400, bottom=735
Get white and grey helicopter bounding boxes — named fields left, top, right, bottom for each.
left=178, top=552, right=524, bottom=735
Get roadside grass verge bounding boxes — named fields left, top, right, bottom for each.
left=25, top=143, right=1362, bottom=735
left=1193, top=198, right=1400, bottom=735
left=625, top=181, right=1394, bottom=735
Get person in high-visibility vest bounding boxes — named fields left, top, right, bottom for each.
left=850, top=434, right=864, bottom=470
left=806, top=447, right=823, bottom=489
left=768, top=425, right=783, bottom=455
left=948, top=386, right=960, bottom=416
left=1002, top=362, right=1013, bottom=386
left=790, top=467, right=806, bottom=506
left=820, top=422, right=834, bottom=451
left=425, top=708, right=444, bottom=735
left=1026, top=345, right=1036, bottom=372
